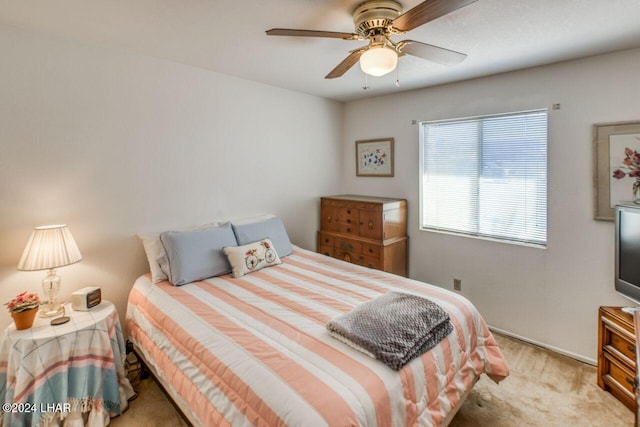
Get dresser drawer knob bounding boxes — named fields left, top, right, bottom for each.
left=347, top=209, right=351, bottom=214
left=368, top=248, right=374, bottom=253
left=346, top=227, right=351, bottom=233
left=324, top=238, right=329, bottom=243
left=347, top=219, right=351, bottom=224
left=628, top=345, right=635, bottom=353
left=626, top=377, right=636, bottom=387
left=368, top=221, right=374, bottom=230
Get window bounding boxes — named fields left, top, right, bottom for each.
left=419, top=109, right=548, bottom=246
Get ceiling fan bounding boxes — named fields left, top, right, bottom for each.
left=266, top=0, right=477, bottom=79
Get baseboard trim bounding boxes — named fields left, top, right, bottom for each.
left=489, top=326, right=597, bottom=366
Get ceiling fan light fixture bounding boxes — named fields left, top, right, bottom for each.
left=359, top=46, right=398, bottom=77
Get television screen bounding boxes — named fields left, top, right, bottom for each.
left=620, top=210, right=640, bottom=283
left=615, top=204, right=640, bottom=303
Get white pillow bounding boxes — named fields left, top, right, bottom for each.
left=223, top=239, right=281, bottom=278
left=138, top=220, right=223, bottom=283
left=139, top=232, right=170, bottom=283
left=227, top=214, right=275, bottom=226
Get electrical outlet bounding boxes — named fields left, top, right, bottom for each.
left=453, top=278, right=462, bottom=291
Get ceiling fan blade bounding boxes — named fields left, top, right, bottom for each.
left=399, top=40, right=467, bottom=65
left=266, top=28, right=359, bottom=40
left=392, top=0, right=478, bottom=32
left=325, top=50, right=365, bottom=79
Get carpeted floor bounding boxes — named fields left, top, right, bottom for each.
left=449, top=334, right=633, bottom=426
left=110, top=333, right=634, bottom=426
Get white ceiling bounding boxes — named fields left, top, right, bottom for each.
left=1, top=0, right=639, bottom=102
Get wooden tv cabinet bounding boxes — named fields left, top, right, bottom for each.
left=597, top=306, right=636, bottom=411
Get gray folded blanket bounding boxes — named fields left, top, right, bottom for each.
left=326, top=291, right=453, bottom=370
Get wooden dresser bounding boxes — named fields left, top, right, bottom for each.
left=597, top=306, right=636, bottom=411
left=317, top=195, right=407, bottom=277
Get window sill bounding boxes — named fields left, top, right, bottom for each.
left=418, top=226, right=547, bottom=250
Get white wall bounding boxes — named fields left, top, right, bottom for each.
left=3, top=22, right=638, bottom=364
left=0, top=24, right=343, bottom=332
left=342, top=48, right=640, bottom=362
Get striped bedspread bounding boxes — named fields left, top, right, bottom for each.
left=125, top=246, right=508, bottom=427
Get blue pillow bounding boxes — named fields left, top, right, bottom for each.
left=232, top=218, right=293, bottom=257
left=160, top=223, right=238, bottom=286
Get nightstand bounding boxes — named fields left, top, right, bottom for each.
left=597, top=306, right=637, bottom=412
left=0, top=301, right=136, bottom=426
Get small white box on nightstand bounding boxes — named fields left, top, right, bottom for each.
left=71, top=287, right=102, bottom=311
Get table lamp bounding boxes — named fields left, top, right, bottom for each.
left=17, top=225, right=82, bottom=317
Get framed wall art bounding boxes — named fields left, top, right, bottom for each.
left=593, top=120, right=640, bottom=220
left=356, top=138, right=394, bottom=177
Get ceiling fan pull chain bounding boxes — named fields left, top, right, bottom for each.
left=396, top=62, right=400, bottom=87
left=362, top=72, right=369, bottom=90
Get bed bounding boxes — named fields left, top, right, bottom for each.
left=125, top=243, right=508, bottom=427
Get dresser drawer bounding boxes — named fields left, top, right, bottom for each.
left=321, top=205, right=340, bottom=232
left=339, top=223, right=359, bottom=236
left=604, top=351, right=636, bottom=395
left=602, top=367, right=635, bottom=412
left=335, top=250, right=358, bottom=264
left=359, top=255, right=382, bottom=270
left=334, top=237, right=362, bottom=254
left=340, top=216, right=359, bottom=228
left=318, top=245, right=334, bottom=257
left=338, top=207, right=359, bottom=223
left=344, top=252, right=380, bottom=270
left=358, top=209, right=383, bottom=240
left=362, top=242, right=381, bottom=258
left=610, top=332, right=636, bottom=365
left=602, top=315, right=636, bottom=367
left=318, top=233, right=334, bottom=248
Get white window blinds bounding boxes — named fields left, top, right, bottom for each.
left=420, top=110, right=548, bottom=246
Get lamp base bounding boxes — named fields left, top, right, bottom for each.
left=41, top=269, right=63, bottom=318
left=39, top=305, right=64, bottom=318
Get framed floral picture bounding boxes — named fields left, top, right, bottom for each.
left=356, top=138, right=394, bottom=177
left=594, top=121, right=640, bottom=220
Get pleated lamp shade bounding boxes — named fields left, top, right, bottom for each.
left=17, top=225, right=82, bottom=271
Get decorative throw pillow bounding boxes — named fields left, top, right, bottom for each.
left=223, top=239, right=281, bottom=278
left=160, top=223, right=238, bottom=286
left=232, top=217, right=293, bottom=258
